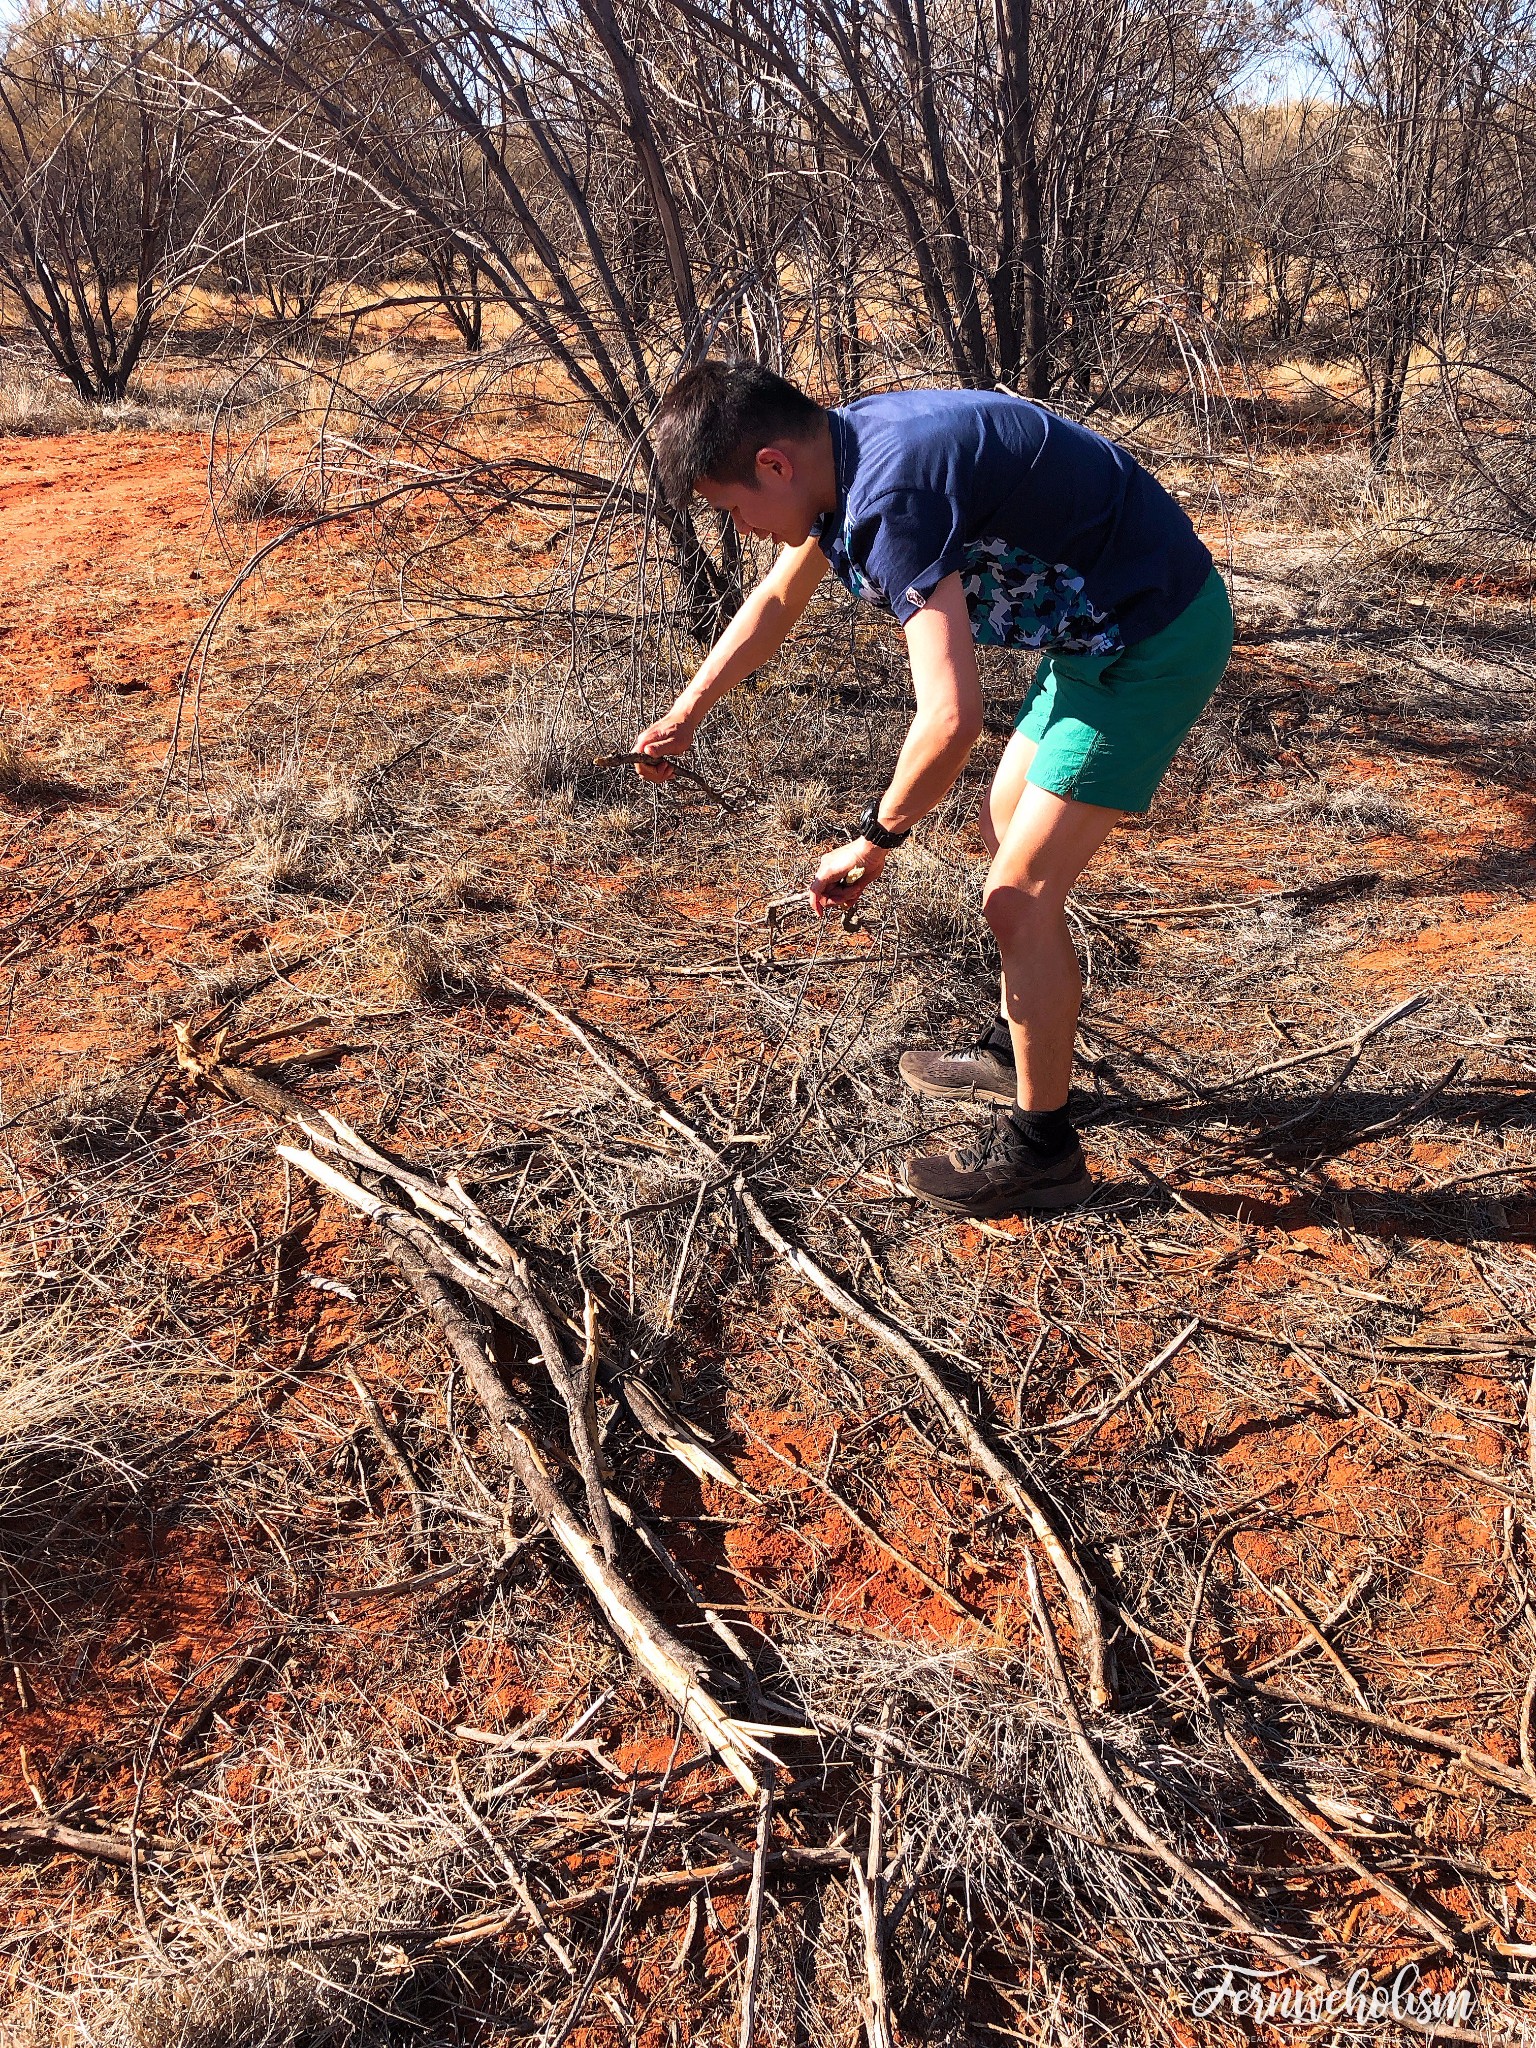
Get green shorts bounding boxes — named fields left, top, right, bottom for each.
left=1015, top=567, right=1233, bottom=813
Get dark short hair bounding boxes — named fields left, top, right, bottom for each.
left=653, top=359, right=825, bottom=507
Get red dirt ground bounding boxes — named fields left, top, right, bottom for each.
left=4, top=421, right=1536, bottom=2038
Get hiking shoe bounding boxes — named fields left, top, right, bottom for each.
left=899, top=1023, right=1017, bottom=1105
left=903, top=1110, right=1093, bottom=1218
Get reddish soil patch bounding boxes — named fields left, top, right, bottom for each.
left=0, top=433, right=208, bottom=705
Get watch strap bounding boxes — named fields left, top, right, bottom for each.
left=857, top=802, right=910, bottom=850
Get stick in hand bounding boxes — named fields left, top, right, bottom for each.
left=592, top=751, right=740, bottom=813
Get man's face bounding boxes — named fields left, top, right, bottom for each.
left=695, top=445, right=817, bottom=547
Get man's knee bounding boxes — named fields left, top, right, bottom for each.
left=982, top=872, right=1059, bottom=946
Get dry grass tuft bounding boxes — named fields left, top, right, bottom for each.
left=431, top=855, right=483, bottom=907
left=0, top=366, right=94, bottom=436
left=770, top=775, right=837, bottom=841
left=889, top=840, right=985, bottom=956
left=0, top=733, right=88, bottom=806
left=369, top=912, right=471, bottom=1004
left=221, top=458, right=322, bottom=525
left=0, top=360, right=253, bottom=438
left=1274, top=782, right=1419, bottom=838
left=0, top=1294, right=171, bottom=1606
left=310, top=766, right=393, bottom=834
left=46, top=1074, right=156, bottom=1162
left=587, top=800, right=649, bottom=854
left=239, top=817, right=323, bottom=898
left=100, top=1958, right=364, bottom=2048
left=500, top=693, right=578, bottom=801
left=224, top=752, right=401, bottom=905
left=0, top=736, right=37, bottom=798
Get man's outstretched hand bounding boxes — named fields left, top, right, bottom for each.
left=810, top=838, right=886, bottom=918
left=630, top=705, right=699, bottom=783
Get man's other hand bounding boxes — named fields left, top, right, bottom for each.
left=631, top=706, right=698, bottom=782
left=811, top=838, right=886, bottom=918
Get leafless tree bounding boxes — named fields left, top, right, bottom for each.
left=200, top=0, right=746, bottom=624
left=659, top=0, right=1256, bottom=400
left=221, top=90, right=392, bottom=324
left=1310, top=0, right=1536, bottom=466
left=410, top=129, right=498, bottom=350
left=0, top=0, right=228, bottom=402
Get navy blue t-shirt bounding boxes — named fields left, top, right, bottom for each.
left=813, top=389, right=1212, bottom=658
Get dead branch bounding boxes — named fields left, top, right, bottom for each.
left=305, top=1113, right=622, bottom=1563
left=1220, top=990, right=1430, bottom=1088
left=450, top=1764, right=577, bottom=1978
left=600, top=1484, right=768, bottom=1702
left=1222, top=1730, right=1461, bottom=1956
left=172, top=1631, right=290, bottom=1752
left=852, top=1713, right=895, bottom=2048
left=1079, top=871, right=1380, bottom=923
left=850, top=1854, right=894, bottom=2048
left=382, top=1227, right=769, bottom=1793
left=623, top=1377, right=763, bottom=1499
left=1234, top=1680, right=1536, bottom=1804
left=1244, top=1566, right=1376, bottom=1680
left=251, top=1845, right=852, bottom=1962
left=329, top=1559, right=474, bottom=1602
left=1249, top=1568, right=1369, bottom=1707
left=341, top=1363, right=430, bottom=1560
left=0, top=1817, right=191, bottom=1869
left=738, top=1188, right=1112, bottom=1698
left=174, top=1035, right=770, bottom=1793
left=745, top=1425, right=982, bottom=1621
left=738, top=1778, right=774, bottom=2048
left=1017, top=1319, right=1199, bottom=1436
left=1114, top=1596, right=1536, bottom=1804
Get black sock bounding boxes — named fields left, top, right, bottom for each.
left=1007, top=1102, right=1075, bottom=1161
left=980, top=1014, right=1015, bottom=1061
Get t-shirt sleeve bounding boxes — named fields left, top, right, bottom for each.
left=850, top=488, right=967, bottom=625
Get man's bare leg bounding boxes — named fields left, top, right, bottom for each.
left=979, top=725, right=1038, bottom=859
left=977, top=727, right=1036, bottom=1043
left=897, top=731, right=1120, bottom=1114
left=981, top=781, right=1123, bottom=1110
left=902, top=759, right=1121, bottom=1213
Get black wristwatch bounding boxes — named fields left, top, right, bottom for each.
left=856, top=801, right=910, bottom=850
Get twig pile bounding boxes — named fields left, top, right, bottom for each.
left=152, top=967, right=1536, bottom=2044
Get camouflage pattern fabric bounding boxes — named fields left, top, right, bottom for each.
left=958, top=537, right=1123, bottom=656
left=825, top=518, right=1123, bottom=658
left=823, top=516, right=876, bottom=606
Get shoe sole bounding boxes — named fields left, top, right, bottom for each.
left=903, top=1169, right=1095, bottom=1218
left=899, top=1069, right=1018, bottom=1106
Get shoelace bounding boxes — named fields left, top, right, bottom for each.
left=953, top=1108, right=1014, bottom=1172
left=966, top=1024, right=1014, bottom=1065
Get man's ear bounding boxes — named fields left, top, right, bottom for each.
left=753, top=445, right=794, bottom=484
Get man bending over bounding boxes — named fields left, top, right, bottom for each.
left=631, top=360, right=1231, bottom=1220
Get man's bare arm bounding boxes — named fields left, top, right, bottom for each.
left=810, top=572, right=983, bottom=911
left=632, top=537, right=829, bottom=779
left=880, top=573, right=986, bottom=828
